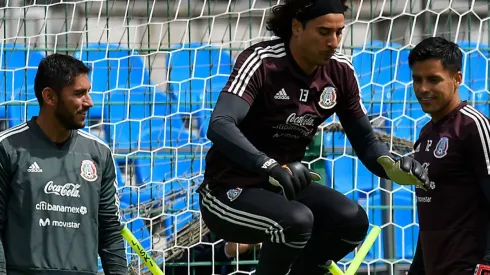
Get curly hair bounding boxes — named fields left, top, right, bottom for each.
left=266, top=0, right=349, bottom=41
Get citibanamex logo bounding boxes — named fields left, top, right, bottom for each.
left=44, top=181, right=81, bottom=197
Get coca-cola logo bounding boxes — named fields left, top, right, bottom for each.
left=285, top=113, right=317, bottom=128
left=44, top=181, right=81, bottom=198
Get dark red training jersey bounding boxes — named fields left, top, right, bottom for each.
left=204, top=38, right=367, bottom=188
left=413, top=101, right=490, bottom=275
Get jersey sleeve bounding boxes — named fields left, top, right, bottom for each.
left=465, top=115, right=490, bottom=180
left=0, top=142, right=9, bottom=274
left=334, top=56, right=368, bottom=120
left=339, top=114, right=390, bottom=179
left=221, top=47, right=264, bottom=105
left=98, top=148, right=127, bottom=274
left=207, top=92, right=271, bottom=174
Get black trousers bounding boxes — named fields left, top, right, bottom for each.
left=198, top=181, right=369, bottom=275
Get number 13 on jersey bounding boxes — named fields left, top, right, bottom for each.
left=300, top=89, right=309, bottom=103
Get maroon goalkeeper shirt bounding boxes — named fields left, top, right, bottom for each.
left=413, top=101, right=490, bottom=275
left=204, top=38, right=367, bottom=188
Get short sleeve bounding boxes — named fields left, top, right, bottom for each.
left=333, top=55, right=368, bottom=120
left=464, top=111, right=490, bottom=180
left=222, top=47, right=264, bottom=105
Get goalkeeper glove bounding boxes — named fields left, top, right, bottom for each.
left=377, top=155, right=430, bottom=190
left=262, top=158, right=321, bottom=200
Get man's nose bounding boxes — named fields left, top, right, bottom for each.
left=326, top=34, right=338, bottom=49
left=84, top=94, right=94, bottom=108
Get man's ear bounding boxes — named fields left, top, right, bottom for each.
left=41, top=87, right=58, bottom=107
left=291, top=18, right=304, bottom=37
left=454, top=71, right=462, bottom=88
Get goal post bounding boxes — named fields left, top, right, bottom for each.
left=0, top=0, right=488, bottom=274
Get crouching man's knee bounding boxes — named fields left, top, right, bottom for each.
left=281, top=202, right=314, bottom=249
left=340, top=204, right=369, bottom=244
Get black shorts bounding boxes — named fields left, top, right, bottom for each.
left=198, top=180, right=368, bottom=250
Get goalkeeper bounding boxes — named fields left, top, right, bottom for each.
left=0, top=54, right=127, bottom=274
left=197, top=0, right=430, bottom=274
left=407, top=37, right=490, bottom=275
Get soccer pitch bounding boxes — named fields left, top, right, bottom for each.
left=0, top=0, right=488, bottom=274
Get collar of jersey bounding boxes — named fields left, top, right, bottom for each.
left=27, top=117, right=78, bottom=150
left=430, top=101, right=467, bottom=128
left=283, top=40, right=321, bottom=81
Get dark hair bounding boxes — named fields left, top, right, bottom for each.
left=34, top=53, right=90, bottom=106
left=408, top=36, right=463, bottom=73
left=266, top=0, right=349, bottom=41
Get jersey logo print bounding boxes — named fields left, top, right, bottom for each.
left=80, top=160, right=98, bottom=182
left=226, top=187, right=242, bottom=202
left=319, top=86, right=337, bottom=109
left=27, top=162, right=43, bottom=173
left=274, top=88, right=290, bottom=100
left=414, top=143, right=421, bottom=152
left=39, top=218, right=50, bottom=227
left=434, top=137, right=449, bottom=159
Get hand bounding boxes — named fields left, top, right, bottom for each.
left=262, top=159, right=321, bottom=200
left=377, top=155, right=430, bottom=190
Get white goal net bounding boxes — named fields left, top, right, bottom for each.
left=0, top=0, right=488, bottom=274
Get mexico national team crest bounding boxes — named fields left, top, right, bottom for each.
left=80, top=160, right=98, bottom=182
left=319, top=86, right=337, bottom=109
left=226, top=187, right=242, bottom=202
left=434, top=137, right=449, bottom=159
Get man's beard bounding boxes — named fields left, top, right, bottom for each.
left=54, top=101, right=83, bottom=130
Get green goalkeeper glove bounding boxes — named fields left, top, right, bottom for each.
left=377, top=155, right=430, bottom=190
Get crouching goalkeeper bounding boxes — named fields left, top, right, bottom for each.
left=197, top=1, right=430, bottom=274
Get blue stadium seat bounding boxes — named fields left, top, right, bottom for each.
left=393, top=187, right=418, bottom=260
left=323, top=131, right=352, bottom=158
left=352, top=40, right=425, bottom=142
left=166, top=42, right=233, bottom=139
left=353, top=41, right=407, bottom=120
left=119, top=183, right=166, bottom=207
left=115, top=155, right=166, bottom=206
left=352, top=41, right=384, bottom=117
left=457, top=41, right=489, bottom=115
left=0, top=44, right=44, bottom=127
left=134, top=118, right=201, bottom=185
left=131, top=115, right=201, bottom=221
left=74, top=43, right=168, bottom=152
left=325, top=156, right=354, bottom=195
left=162, top=181, right=200, bottom=239
left=325, top=154, right=380, bottom=192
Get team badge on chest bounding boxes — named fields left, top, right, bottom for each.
left=80, top=160, right=98, bottom=182
left=434, top=137, right=449, bottom=159
left=319, top=86, right=337, bottom=109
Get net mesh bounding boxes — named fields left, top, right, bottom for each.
left=0, top=0, right=489, bottom=274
